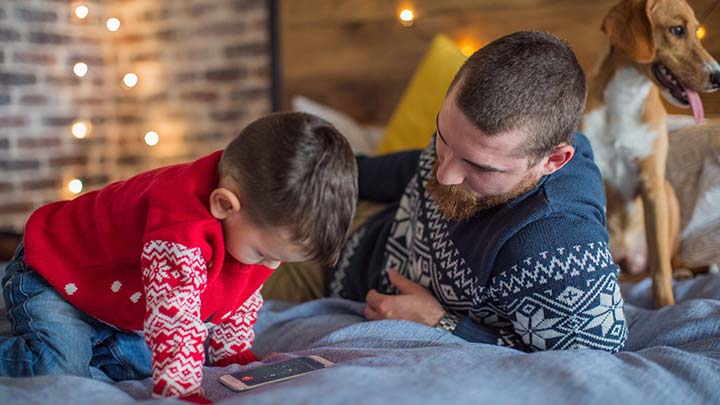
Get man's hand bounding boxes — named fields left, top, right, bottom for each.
left=364, top=269, right=446, bottom=326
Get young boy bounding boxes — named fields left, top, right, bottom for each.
left=0, top=112, right=358, bottom=402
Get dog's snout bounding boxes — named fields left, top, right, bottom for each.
left=711, top=71, right=720, bottom=89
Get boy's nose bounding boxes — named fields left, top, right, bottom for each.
left=264, top=260, right=281, bottom=269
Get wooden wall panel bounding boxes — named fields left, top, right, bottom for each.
left=282, top=0, right=720, bottom=125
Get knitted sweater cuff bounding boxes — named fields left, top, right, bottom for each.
left=212, top=349, right=258, bottom=367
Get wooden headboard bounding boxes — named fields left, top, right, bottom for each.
left=280, top=0, right=720, bottom=125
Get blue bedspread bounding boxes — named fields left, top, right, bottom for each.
left=1, top=273, right=719, bottom=405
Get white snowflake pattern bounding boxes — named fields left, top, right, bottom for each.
left=111, top=280, right=122, bottom=292
left=130, top=292, right=142, bottom=303
left=64, top=283, right=78, bottom=295
left=583, top=284, right=625, bottom=336
left=512, top=308, right=564, bottom=350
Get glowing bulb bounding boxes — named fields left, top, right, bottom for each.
left=460, top=44, right=474, bottom=56
left=457, top=39, right=479, bottom=57
left=144, top=131, right=159, bottom=146
left=71, top=120, right=90, bottom=139
left=123, top=72, right=138, bottom=88
left=75, top=5, right=89, bottom=19
left=73, top=62, right=88, bottom=77
left=68, top=179, right=83, bottom=194
left=399, top=9, right=414, bottom=27
left=106, top=17, right=120, bottom=32
left=697, top=25, right=707, bottom=40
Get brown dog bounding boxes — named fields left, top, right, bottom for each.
left=582, top=0, right=720, bottom=307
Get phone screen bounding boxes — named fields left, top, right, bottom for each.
left=229, top=357, right=328, bottom=387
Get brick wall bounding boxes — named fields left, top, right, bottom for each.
left=0, top=0, right=271, bottom=233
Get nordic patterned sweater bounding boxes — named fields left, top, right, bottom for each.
left=329, top=133, right=627, bottom=352
left=24, top=151, right=272, bottom=399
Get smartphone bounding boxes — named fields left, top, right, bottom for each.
left=219, top=355, right=334, bottom=392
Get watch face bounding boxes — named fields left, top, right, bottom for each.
left=437, top=313, right=459, bottom=332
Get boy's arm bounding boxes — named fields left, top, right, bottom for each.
left=356, top=150, right=421, bottom=203
left=142, top=240, right=209, bottom=399
left=207, top=288, right=263, bottom=366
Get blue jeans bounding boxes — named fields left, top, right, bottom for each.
left=0, top=244, right=151, bottom=381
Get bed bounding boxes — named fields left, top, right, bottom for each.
left=1, top=267, right=719, bottom=405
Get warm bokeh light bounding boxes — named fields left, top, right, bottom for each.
left=71, top=120, right=91, bottom=139
left=457, top=38, right=479, bottom=57
left=75, top=5, right=89, bottom=19
left=73, top=62, right=88, bottom=77
left=106, top=17, right=121, bottom=32
left=123, top=72, right=138, bottom=88
left=697, top=25, right=707, bottom=40
left=399, top=8, right=414, bottom=27
left=144, top=131, right=160, bottom=146
left=68, top=179, right=84, bottom=194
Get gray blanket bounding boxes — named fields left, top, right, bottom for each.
left=1, top=273, right=719, bottom=405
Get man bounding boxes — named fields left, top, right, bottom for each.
left=268, top=31, right=626, bottom=353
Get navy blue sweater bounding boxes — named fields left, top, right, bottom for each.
left=328, top=133, right=627, bottom=353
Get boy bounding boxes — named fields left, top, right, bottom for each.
left=0, top=112, right=358, bottom=402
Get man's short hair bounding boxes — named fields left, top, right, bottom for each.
left=451, top=31, right=587, bottom=159
left=220, top=112, right=358, bottom=266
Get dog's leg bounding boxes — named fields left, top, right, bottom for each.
left=638, top=157, right=675, bottom=307
left=665, top=180, right=695, bottom=279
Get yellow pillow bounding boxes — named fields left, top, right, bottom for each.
left=376, top=34, right=468, bottom=154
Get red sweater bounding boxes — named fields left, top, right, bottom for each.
left=24, top=151, right=274, bottom=399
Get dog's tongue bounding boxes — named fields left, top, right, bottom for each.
left=686, top=88, right=704, bottom=124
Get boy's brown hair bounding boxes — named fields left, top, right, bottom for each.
left=220, top=112, right=358, bottom=266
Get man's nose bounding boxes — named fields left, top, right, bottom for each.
left=436, top=157, right=464, bottom=186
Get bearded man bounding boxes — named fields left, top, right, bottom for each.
left=267, top=31, right=627, bottom=353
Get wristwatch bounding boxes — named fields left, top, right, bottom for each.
left=435, top=312, right=460, bottom=333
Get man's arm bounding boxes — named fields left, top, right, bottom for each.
left=207, top=288, right=263, bottom=366
left=364, top=269, right=501, bottom=344
left=486, top=215, right=627, bottom=352
left=356, top=150, right=421, bottom=203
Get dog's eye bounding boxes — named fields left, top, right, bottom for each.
left=669, top=26, right=686, bottom=37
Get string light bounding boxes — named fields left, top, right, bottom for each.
left=697, top=0, right=720, bottom=41
left=73, top=62, right=88, bottom=77
left=122, top=72, right=138, bottom=88
left=71, top=120, right=91, bottom=139
left=144, top=131, right=159, bottom=146
left=457, top=38, right=479, bottom=57
left=399, top=9, right=414, bottom=27
left=68, top=179, right=84, bottom=194
left=106, top=17, right=121, bottom=32
left=74, top=5, right=89, bottom=19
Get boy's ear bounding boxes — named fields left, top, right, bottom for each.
left=209, top=188, right=241, bottom=220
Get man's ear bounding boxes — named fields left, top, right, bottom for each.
left=209, top=188, right=241, bottom=220
left=540, top=144, right=575, bottom=176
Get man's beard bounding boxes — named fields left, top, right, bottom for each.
left=425, top=160, right=540, bottom=222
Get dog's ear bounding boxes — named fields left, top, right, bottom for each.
left=602, top=0, right=657, bottom=63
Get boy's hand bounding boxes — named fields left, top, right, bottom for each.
left=364, top=269, right=445, bottom=326
left=262, top=352, right=280, bottom=361
left=181, top=394, right=212, bottom=404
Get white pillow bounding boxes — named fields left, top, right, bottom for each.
left=291, top=95, right=381, bottom=155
